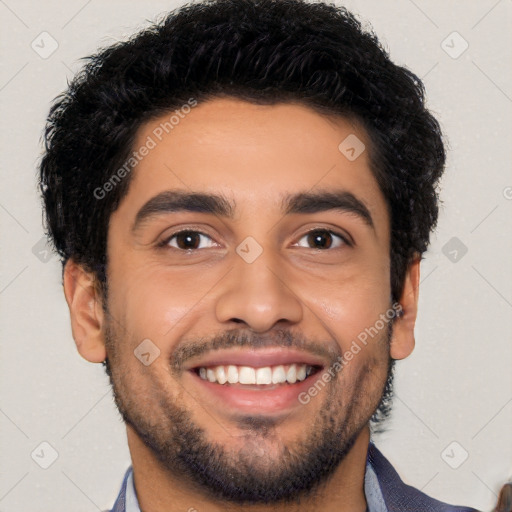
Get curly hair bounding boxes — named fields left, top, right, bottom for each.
left=39, top=0, right=445, bottom=303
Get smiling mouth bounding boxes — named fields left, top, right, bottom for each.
left=193, top=363, right=322, bottom=386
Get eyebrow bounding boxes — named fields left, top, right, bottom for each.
left=132, top=191, right=235, bottom=233
left=131, top=189, right=374, bottom=233
left=282, top=190, right=374, bottom=229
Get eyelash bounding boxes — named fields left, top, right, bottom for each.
left=157, top=228, right=352, bottom=251
left=296, top=229, right=352, bottom=249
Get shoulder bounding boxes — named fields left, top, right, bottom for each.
left=368, top=442, right=479, bottom=512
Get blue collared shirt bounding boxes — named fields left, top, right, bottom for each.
left=122, top=456, right=386, bottom=512
left=110, top=441, right=477, bottom=512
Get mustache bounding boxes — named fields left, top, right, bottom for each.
left=171, top=328, right=342, bottom=372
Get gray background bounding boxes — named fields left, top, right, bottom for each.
left=1, top=0, right=511, bottom=510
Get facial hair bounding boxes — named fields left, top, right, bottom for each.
left=103, top=322, right=394, bottom=505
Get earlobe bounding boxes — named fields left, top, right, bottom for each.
left=390, top=257, right=421, bottom=360
left=63, top=259, right=107, bottom=363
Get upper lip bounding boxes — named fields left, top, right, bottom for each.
left=184, top=348, right=327, bottom=371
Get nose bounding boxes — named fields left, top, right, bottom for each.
left=215, top=251, right=303, bottom=333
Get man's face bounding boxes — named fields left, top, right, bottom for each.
left=102, top=98, right=397, bottom=503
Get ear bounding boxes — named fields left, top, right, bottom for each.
left=390, top=256, right=421, bottom=360
left=63, top=259, right=107, bottom=363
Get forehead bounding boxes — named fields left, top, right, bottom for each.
left=115, top=98, right=389, bottom=230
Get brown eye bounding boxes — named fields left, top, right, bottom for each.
left=297, top=230, right=347, bottom=250
left=308, top=231, right=333, bottom=249
left=166, top=231, right=215, bottom=250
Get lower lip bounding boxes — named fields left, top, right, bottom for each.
left=187, top=370, right=321, bottom=415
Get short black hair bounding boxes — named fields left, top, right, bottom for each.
left=39, top=0, right=445, bottom=303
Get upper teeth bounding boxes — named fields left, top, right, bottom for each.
left=198, top=364, right=312, bottom=385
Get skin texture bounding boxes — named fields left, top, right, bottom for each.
left=63, top=98, right=420, bottom=512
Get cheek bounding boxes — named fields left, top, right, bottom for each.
left=107, top=260, right=217, bottom=350
left=307, top=270, right=391, bottom=349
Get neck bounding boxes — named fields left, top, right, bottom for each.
left=127, top=425, right=370, bottom=512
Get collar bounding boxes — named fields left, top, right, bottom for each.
left=124, top=469, right=140, bottom=512
left=119, top=440, right=388, bottom=512
left=112, top=439, right=478, bottom=511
